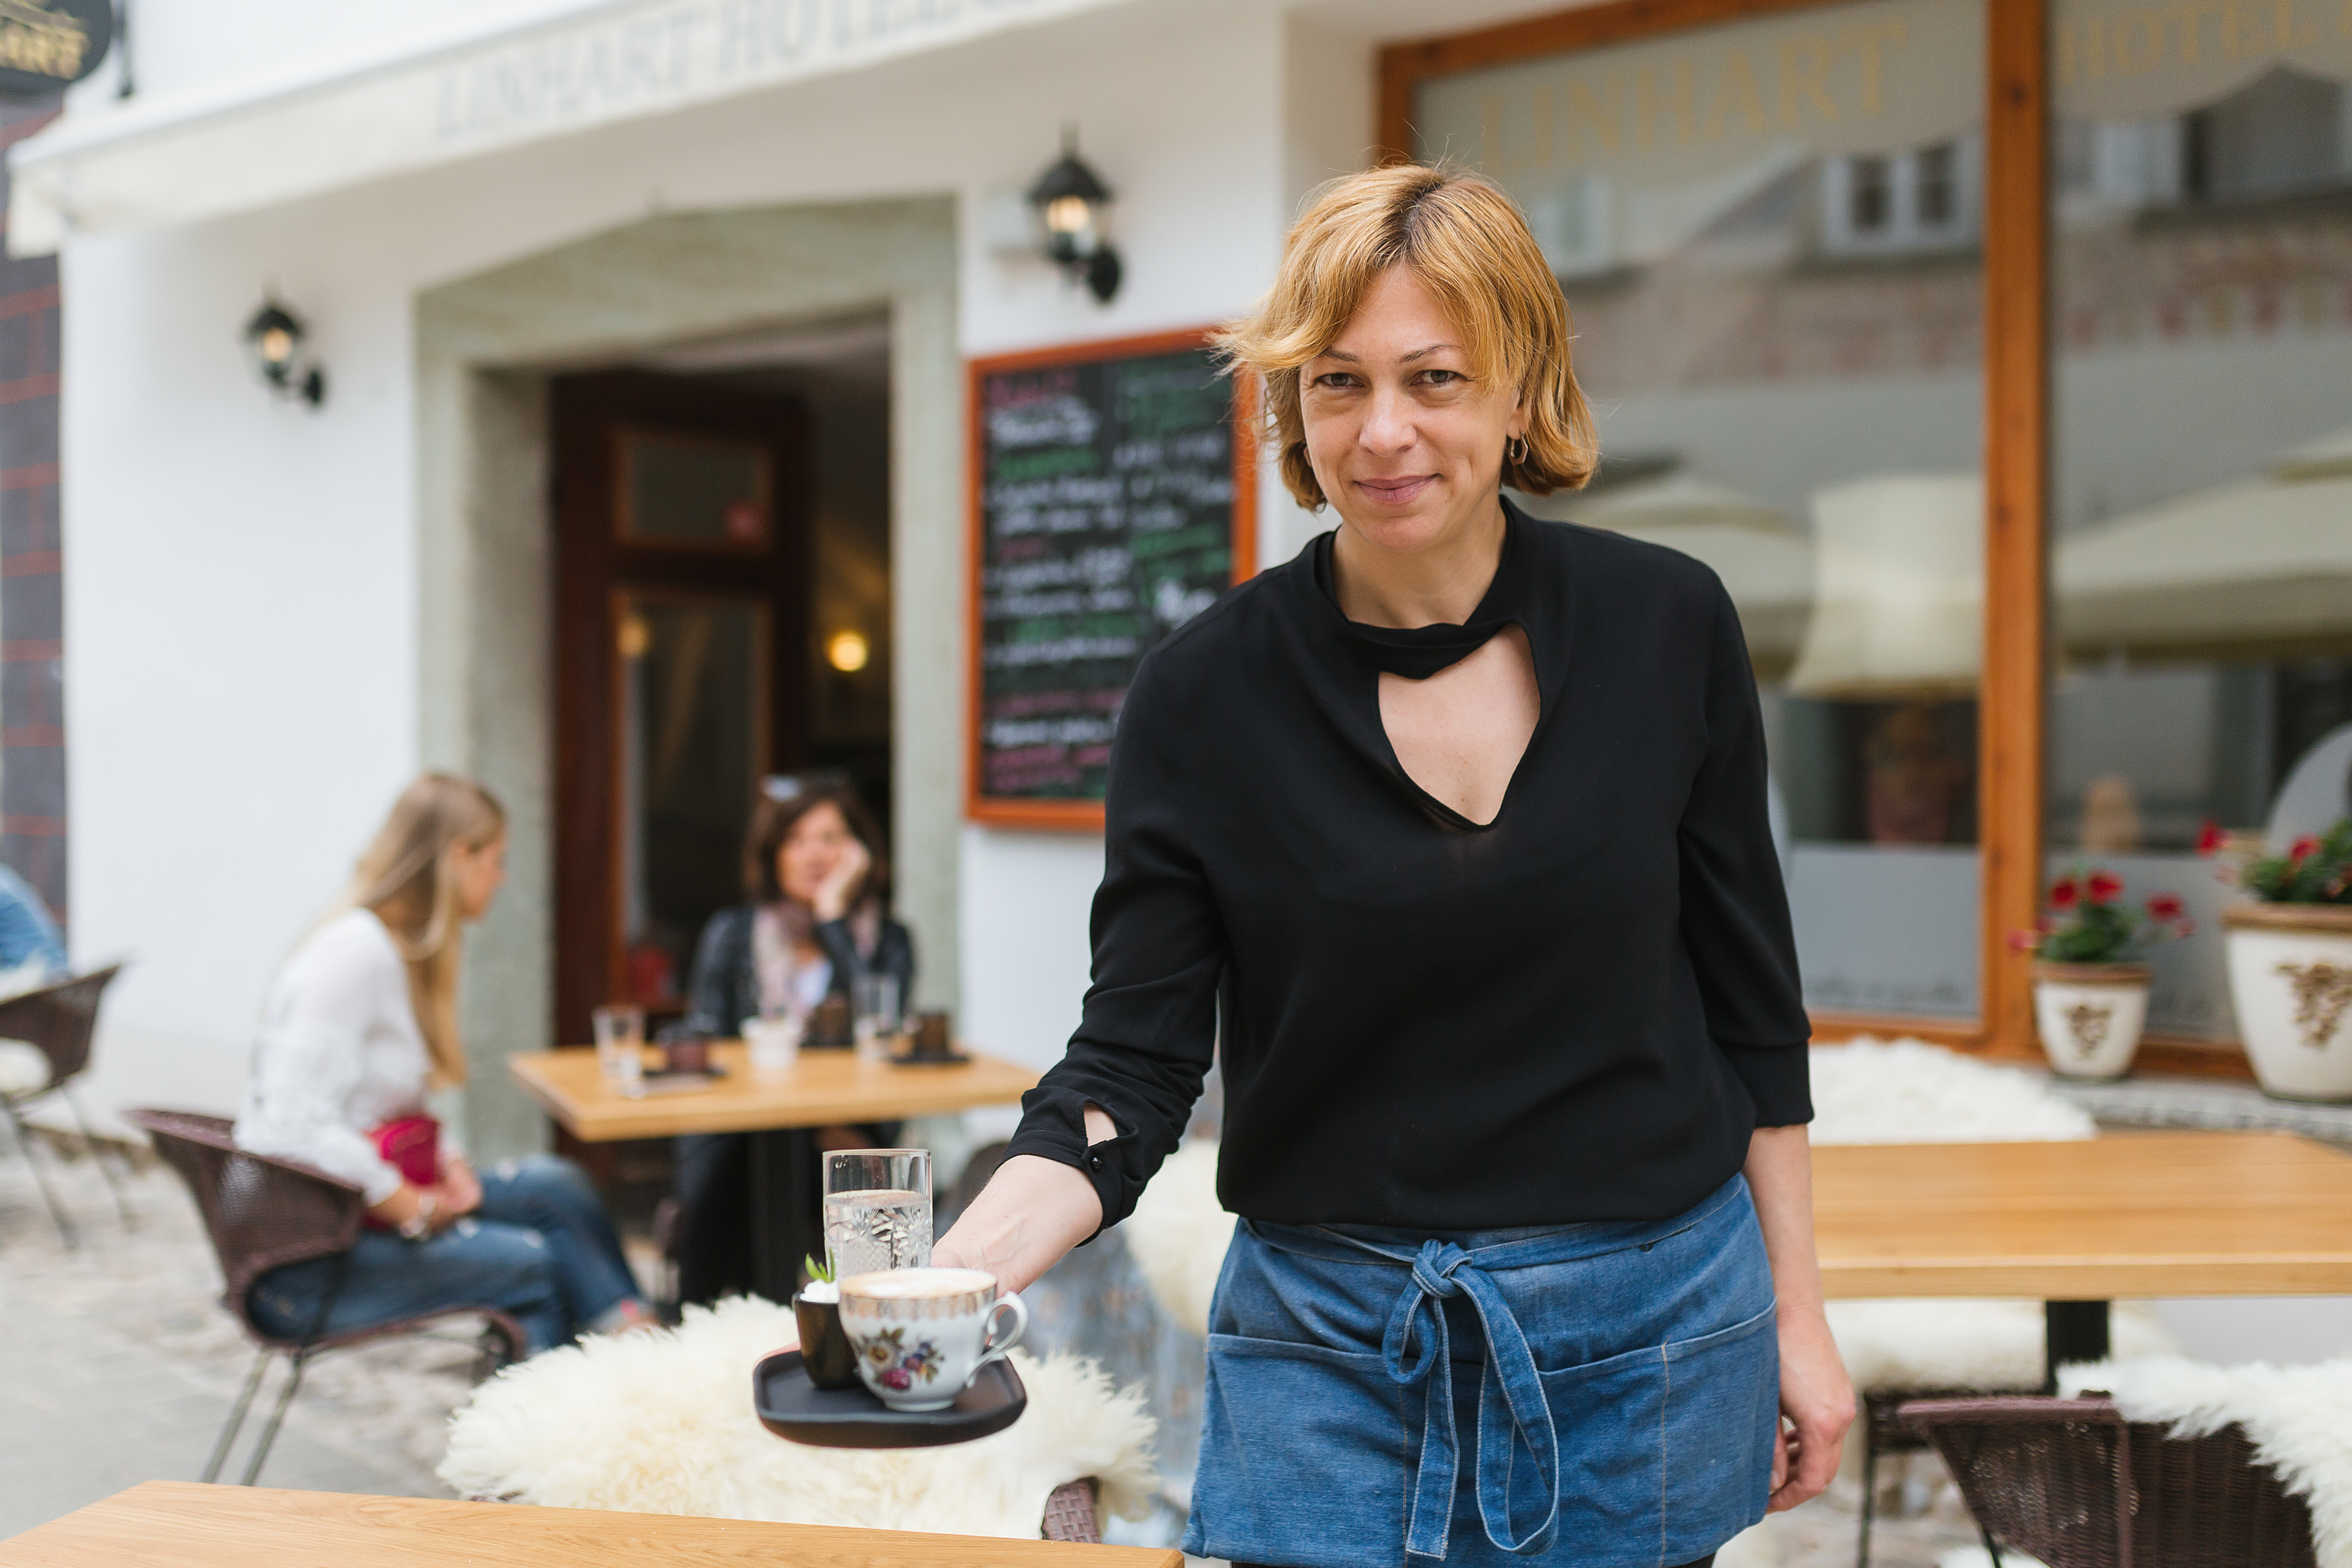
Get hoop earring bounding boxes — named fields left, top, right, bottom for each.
left=1507, top=435, right=1528, bottom=466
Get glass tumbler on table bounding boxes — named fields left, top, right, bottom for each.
left=591, top=1004, right=645, bottom=1089
left=823, top=1148, right=932, bottom=1279
left=853, top=974, right=902, bottom=1065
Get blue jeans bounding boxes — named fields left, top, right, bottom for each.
left=249, top=1154, right=642, bottom=1355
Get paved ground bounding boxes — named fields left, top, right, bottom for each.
left=0, top=1132, right=1985, bottom=1564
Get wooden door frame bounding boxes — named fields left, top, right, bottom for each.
left=1377, top=0, right=2242, bottom=1076
left=550, top=370, right=812, bottom=1048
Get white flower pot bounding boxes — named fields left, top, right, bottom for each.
left=2032, top=962, right=2150, bottom=1079
left=2224, top=904, right=2352, bottom=1102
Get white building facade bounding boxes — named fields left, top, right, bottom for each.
left=16, top=0, right=1572, bottom=1154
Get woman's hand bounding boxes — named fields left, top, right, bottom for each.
left=1743, top=1122, right=1855, bottom=1513
left=438, top=1154, right=484, bottom=1219
left=810, top=838, right=871, bottom=923
left=1768, top=1304, right=1854, bottom=1511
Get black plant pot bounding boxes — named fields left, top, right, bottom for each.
left=793, top=1294, right=861, bottom=1389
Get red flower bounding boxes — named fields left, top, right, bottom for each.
left=2146, top=894, right=2184, bottom=922
left=2196, top=819, right=2226, bottom=856
left=2289, top=836, right=2321, bottom=862
left=2087, top=871, right=2122, bottom=904
left=2008, top=928, right=2040, bottom=953
left=2051, top=878, right=2079, bottom=909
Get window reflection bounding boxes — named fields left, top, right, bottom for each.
left=1418, top=0, right=1990, bottom=1018
left=2050, top=0, right=2352, bottom=1040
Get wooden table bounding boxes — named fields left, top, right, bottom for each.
left=0, top=1481, right=1182, bottom=1566
left=1812, top=1130, right=2352, bottom=1385
left=510, top=1043, right=1039, bottom=1300
left=510, top=1043, right=1040, bottom=1142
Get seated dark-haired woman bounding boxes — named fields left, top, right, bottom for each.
left=670, top=775, right=915, bottom=1303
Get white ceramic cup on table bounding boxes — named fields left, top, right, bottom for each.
left=837, top=1267, right=1028, bottom=1412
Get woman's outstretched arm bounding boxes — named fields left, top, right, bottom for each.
left=935, top=1106, right=1117, bottom=1292
left=1745, top=1123, right=1854, bottom=1513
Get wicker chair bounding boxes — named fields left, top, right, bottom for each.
left=1898, top=1394, right=2318, bottom=1567
left=0, top=964, right=130, bottom=1245
left=127, top=1108, right=525, bottom=1485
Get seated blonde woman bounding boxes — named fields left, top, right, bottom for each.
left=235, top=773, right=652, bottom=1354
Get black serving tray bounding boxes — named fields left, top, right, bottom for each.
left=753, top=1348, right=1026, bottom=1449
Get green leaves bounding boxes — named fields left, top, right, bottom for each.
left=2243, top=818, right=2352, bottom=906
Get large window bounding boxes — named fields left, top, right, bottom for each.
left=1386, top=0, right=2346, bottom=1068
left=2047, top=0, right=2352, bottom=1050
left=1406, top=0, right=1996, bottom=1026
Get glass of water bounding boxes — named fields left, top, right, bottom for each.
left=853, top=974, right=901, bottom=1065
left=590, top=1004, right=644, bottom=1089
left=823, top=1147, right=932, bottom=1280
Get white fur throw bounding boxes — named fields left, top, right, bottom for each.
left=437, top=1296, right=1159, bottom=1536
left=2060, top=1355, right=2352, bottom=1567
left=1127, top=1140, right=1230, bottom=1340
left=1830, top=1300, right=2176, bottom=1395
left=1809, top=1038, right=2096, bottom=1146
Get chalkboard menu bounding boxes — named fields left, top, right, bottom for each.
left=967, top=329, right=1257, bottom=828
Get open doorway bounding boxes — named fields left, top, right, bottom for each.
left=551, top=315, right=893, bottom=1045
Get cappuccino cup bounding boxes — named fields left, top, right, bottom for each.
left=837, top=1267, right=1028, bottom=1412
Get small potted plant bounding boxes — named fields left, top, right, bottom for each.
left=2218, top=817, right=2352, bottom=1101
left=792, top=1254, right=861, bottom=1389
left=2015, top=867, right=2190, bottom=1079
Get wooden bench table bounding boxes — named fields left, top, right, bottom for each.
left=0, top=1481, right=1180, bottom=1566
left=1812, top=1130, right=2352, bottom=1386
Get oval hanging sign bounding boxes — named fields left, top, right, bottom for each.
left=0, top=0, right=111, bottom=98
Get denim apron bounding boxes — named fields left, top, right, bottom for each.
left=1182, top=1174, right=1778, bottom=1568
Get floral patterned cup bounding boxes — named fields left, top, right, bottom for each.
left=837, top=1267, right=1028, bottom=1412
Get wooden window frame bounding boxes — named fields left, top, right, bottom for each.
left=1379, top=0, right=2246, bottom=1077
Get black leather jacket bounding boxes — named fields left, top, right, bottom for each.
left=680, top=902, right=917, bottom=1037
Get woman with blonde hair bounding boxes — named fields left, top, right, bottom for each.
left=940, top=165, right=1850, bottom=1566
left=236, top=773, right=651, bottom=1353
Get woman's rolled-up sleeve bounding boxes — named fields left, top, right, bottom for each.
left=1002, top=654, right=1224, bottom=1235
left=1679, top=580, right=1813, bottom=1126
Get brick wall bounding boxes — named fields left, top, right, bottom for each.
left=0, top=100, right=63, bottom=928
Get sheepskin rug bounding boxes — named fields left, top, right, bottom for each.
left=2060, top=1355, right=2352, bottom=1567
left=1809, top=1038, right=2096, bottom=1145
left=1126, top=1140, right=1229, bottom=1340
left=437, top=1295, right=1159, bottom=1537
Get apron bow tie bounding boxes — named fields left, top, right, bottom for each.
left=1379, top=1239, right=1562, bottom=1559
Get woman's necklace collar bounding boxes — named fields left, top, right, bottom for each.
left=1313, top=500, right=1532, bottom=680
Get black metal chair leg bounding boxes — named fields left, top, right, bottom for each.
left=1857, top=1430, right=1879, bottom=1568
left=64, top=1085, right=134, bottom=1228
left=1978, top=1523, right=2004, bottom=1567
left=239, top=1350, right=309, bottom=1486
left=1, top=1095, right=77, bottom=1248
left=204, top=1349, right=273, bottom=1483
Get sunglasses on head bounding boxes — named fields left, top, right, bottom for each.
left=762, top=770, right=853, bottom=803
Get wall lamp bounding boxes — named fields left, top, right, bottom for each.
left=1028, top=128, right=1121, bottom=304
left=242, top=296, right=326, bottom=408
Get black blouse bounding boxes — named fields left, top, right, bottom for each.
left=1004, top=499, right=1810, bottom=1236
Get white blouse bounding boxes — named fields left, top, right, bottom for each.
left=234, top=908, right=431, bottom=1205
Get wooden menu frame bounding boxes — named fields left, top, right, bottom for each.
left=964, top=326, right=1259, bottom=832
left=1379, top=0, right=2264, bottom=1075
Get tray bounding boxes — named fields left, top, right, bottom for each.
left=753, top=1348, right=1026, bottom=1449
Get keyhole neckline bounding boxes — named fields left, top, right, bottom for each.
left=1310, top=509, right=1530, bottom=681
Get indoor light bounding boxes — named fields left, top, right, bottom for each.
left=1026, top=128, right=1121, bottom=304
left=827, top=630, right=870, bottom=673
left=241, top=296, right=326, bottom=408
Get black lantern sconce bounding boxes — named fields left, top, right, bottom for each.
left=1027, top=128, right=1121, bottom=304
left=242, top=296, right=327, bottom=408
